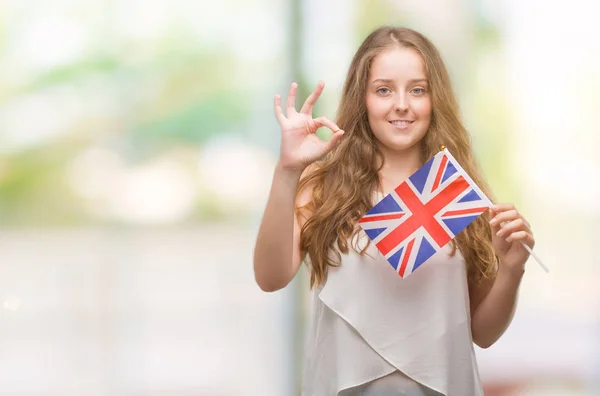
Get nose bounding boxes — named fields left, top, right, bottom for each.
left=394, top=94, right=409, bottom=112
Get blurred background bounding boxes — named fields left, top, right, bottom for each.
left=0, top=0, right=598, bottom=395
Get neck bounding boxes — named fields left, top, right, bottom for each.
left=377, top=144, right=422, bottom=195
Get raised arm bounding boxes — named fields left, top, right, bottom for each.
left=253, top=81, right=345, bottom=292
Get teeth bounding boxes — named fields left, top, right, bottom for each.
left=391, top=121, right=411, bottom=126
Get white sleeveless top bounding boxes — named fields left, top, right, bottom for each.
left=300, top=230, right=484, bottom=396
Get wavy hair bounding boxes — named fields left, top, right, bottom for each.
left=298, top=26, right=498, bottom=288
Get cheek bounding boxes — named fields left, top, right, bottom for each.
left=367, top=100, right=388, bottom=119
left=415, top=99, right=432, bottom=121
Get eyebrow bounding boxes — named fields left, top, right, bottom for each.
left=371, top=78, right=428, bottom=84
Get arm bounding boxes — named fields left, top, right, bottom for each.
left=469, top=203, right=534, bottom=348
left=469, top=266, right=523, bottom=349
left=253, top=81, right=345, bottom=292
left=253, top=165, right=313, bottom=292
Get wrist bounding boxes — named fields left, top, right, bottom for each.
left=496, top=263, right=525, bottom=286
left=275, top=161, right=306, bottom=178
left=274, top=162, right=305, bottom=180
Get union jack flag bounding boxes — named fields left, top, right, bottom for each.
left=359, top=148, right=492, bottom=278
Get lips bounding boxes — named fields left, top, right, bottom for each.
left=389, top=120, right=414, bottom=130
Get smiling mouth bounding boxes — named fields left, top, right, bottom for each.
left=389, top=120, right=414, bottom=126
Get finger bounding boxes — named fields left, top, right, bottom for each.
left=506, top=231, right=535, bottom=248
left=313, top=116, right=341, bottom=133
left=300, top=81, right=325, bottom=114
left=490, top=209, right=518, bottom=227
left=496, top=218, right=526, bottom=238
left=488, top=207, right=501, bottom=235
left=274, top=94, right=285, bottom=124
left=520, top=215, right=531, bottom=230
left=492, top=210, right=532, bottom=237
left=491, top=203, right=516, bottom=213
left=323, top=129, right=345, bottom=152
left=286, top=82, right=298, bottom=116
left=518, top=215, right=533, bottom=234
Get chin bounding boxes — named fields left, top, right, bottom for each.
left=382, top=138, right=422, bottom=153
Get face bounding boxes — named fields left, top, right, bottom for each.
left=365, top=47, right=432, bottom=155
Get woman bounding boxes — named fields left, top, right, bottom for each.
left=253, top=26, right=534, bottom=396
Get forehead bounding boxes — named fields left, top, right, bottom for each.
left=369, top=47, right=427, bottom=82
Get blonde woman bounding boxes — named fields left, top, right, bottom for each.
left=254, top=26, right=534, bottom=396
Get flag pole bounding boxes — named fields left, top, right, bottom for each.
left=520, top=243, right=549, bottom=272
left=440, top=146, right=549, bottom=273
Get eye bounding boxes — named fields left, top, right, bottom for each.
left=376, top=87, right=392, bottom=95
left=411, top=87, right=426, bottom=95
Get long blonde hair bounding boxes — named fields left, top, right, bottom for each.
left=298, top=26, right=498, bottom=288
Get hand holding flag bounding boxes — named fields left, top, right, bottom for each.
left=490, top=203, right=548, bottom=274
left=359, top=147, right=548, bottom=278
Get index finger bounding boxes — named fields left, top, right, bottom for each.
left=491, top=203, right=516, bottom=213
left=313, top=116, right=341, bottom=133
left=491, top=204, right=529, bottom=227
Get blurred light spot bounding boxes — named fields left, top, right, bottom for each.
left=199, top=138, right=276, bottom=211
left=3, top=296, right=21, bottom=311
left=67, top=148, right=124, bottom=200
left=0, top=87, right=83, bottom=152
left=108, top=159, right=197, bottom=224
left=18, top=14, right=88, bottom=72
left=69, top=149, right=198, bottom=224
left=116, top=0, right=169, bottom=40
